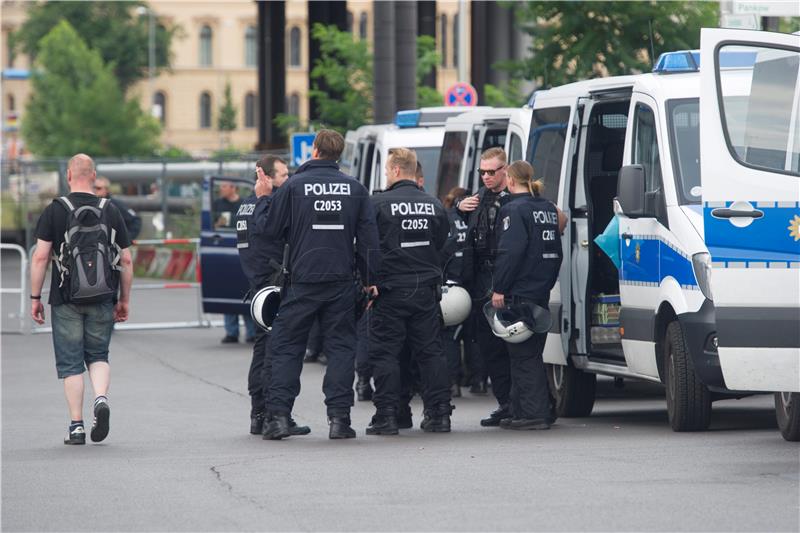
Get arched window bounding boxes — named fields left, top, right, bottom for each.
left=8, top=94, right=15, bottom=112
left=244, top=92, right=256, bottom=128
left=289, top=93, right=300, bottom=117
left=199, top=25, right=213, bottom=66
left=245, top=25, right=257, bottom=67
left=289, top=27, right=301, bottom=67
left=453, top=14, right=459, bottom=69
left=200, top=92, right=212, bottom=129
left=440, top=14, right=448, bottom=67
left=153, top=91, right=166, bottom=125
left=359, top=12, right=368, bottom=40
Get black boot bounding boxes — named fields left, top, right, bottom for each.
left=366, top=413, right=399, bottom=435
left=250, top=411, right=265, bottom=435
left=356, top=375, right=373, bottom=401
left=262, top=413, right=291, bottom=440
left=450, top=382, right=462, bottom=398
left=288, top=417, right=311, bottom=436
left=397, top=404, right=413, bottom=429
left=469, top=379, right=488, bottom=395
left=480, top=404, right=510, bottom=427
left=328, top=416, right=356, bottom=439
left=421, top=403, right=453, bottom=433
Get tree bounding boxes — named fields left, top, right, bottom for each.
left=217, top=82, right=237, bottom=134
left=11, top=1, right=176, bottom=92
left=22, top=21, right=161, bottom=158
left=416, top=35, right=444, bottom=107
left=503, top=1, right=719, bottom=88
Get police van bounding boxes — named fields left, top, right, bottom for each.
left=341, top=124, right=394, bottom=181
left=526, top=28, right=799, bottom=437
left=434, top=107, right=532, bottom=202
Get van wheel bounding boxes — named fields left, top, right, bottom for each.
left=775, top=392, right=800, bottom=442
left=546, top=363, right=596, bottom=417
left=664, top=320, right=711, bottom=431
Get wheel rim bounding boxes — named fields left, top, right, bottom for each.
left=551, top=364, right=565, bottom=391
left=779, top=392, right=793, bottom=417
left=666, top=341, right=676, bottom=406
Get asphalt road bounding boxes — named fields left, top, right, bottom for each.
left=1, top=252, right=799, bottom=532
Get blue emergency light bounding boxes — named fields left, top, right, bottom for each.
left=653, top=50, right=758, bottom=73
left=395, top=110, right=421, bottom=128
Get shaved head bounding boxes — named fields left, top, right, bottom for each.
left=68, top=153, right=96, bottom=183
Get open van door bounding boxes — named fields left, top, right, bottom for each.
left=200, top=176, right=254, bottom=315
left=700, top=29, right=800, bottom=440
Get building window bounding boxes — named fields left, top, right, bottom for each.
left=359, top=13, right=368, bottom=40
left=244, top=92, right=256, bottom=128
left=199, top=25, right=213, bottom=66
left=440, top=14, right=448, bottom=67
left=453, top=14, right=459, bottom=69
left=245, top=25, right=257, bottom=67
left=200, top=92, right=212, bottom=129
left=8, top=94, right=15, bottom=112
left=289, top=26, right=301, bottom=67
left=289, top=93, right=300, bottom=117
left=153, top=91, right=166, bottom=125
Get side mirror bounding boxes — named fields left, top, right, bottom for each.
left=617, top=165, right=646, bottom=218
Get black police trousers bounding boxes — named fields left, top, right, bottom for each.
left=469, top=268, right=512, bottom=404
left=267, top=281, right=356, bottom=417
left=355, top=311, right=371, bottom=378
left=247, top=328, right=271, bottom=415
left=441, top=325, right=462, bottom=385
left=504, top=331, right=550, bottom=420
left=368, top=286, right=450, bottom=414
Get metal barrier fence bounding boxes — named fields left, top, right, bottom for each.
left=0, top=243, right=29, bottom=333
left=12, top=238, right=221, bottom=334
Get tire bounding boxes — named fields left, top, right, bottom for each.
left=547, top=363, right=596, bottom=417
left=775, top=392, right=800, bottom=442
left=664, top=320, right=711, bottom=431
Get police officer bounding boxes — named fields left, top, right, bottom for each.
left=490, top=160, right=562, bottom=429
left=94, top=176, right=142, bottom=240
left=442, top=186, right=469, bottom=397
left=260, top=129, right=380, bottom=440
left=366, top=147, right=452, bottom=435
left=235, top=155, right=310, bottom=438
left=456, top=147, right=513, bottom=425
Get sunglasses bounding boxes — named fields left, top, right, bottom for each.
left=477, top=165, right=505, bottom=177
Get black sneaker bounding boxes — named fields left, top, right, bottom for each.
left=221, top=335, right=239, bottom=344
left=90, top=400, right=110, bottom=442
left=480, top=404, right=510, bottom=427
left=366, top=414, right=399, bottom=436
left=64, top=425, right=86, bottom=445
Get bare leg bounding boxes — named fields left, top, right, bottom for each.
left=63, top=374, right=84, bottom=421
left=88, top=362, right=110, bottom=398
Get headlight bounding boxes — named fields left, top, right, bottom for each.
left=692, top=252, right=713, bottom=302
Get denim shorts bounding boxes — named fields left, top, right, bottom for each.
left=51, top=302, right=115, bottom=379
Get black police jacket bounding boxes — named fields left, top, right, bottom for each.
left=458, top=186, right=511, bottom=263
left=108, top=196, right=142, bottom=241
left=262, top=159, right=380, bottom=285
left=442, top=206, right=469, bottom=283
left=235, top=193, right=284, bottom=290
left=370, top=180, right=449, bottom=290
left=493, top=193, right=563, bottom=300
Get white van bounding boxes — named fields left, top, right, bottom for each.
left=341, top=123, right=394, bottom=183
left=529, top=29, right=799, bottom=437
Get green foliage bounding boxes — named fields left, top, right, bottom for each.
left=210, top=147, right=245, bottom=160
left=22, top=21, right=161, bottom=158
left=417, top=35, right=444, bottom=106
left=11, top=1, right=176, bottom=92
left=308, top=24, right=374, bottom=133
left=156, top=145, right=193, bottom=160
left=217, top=82, right=237, bottom=133
left=484, top=79, right=526, bottom=108
left=504, top=1, right=719, bottom=88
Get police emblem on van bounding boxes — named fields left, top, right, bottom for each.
left=635, top=243, right=641, bottom=263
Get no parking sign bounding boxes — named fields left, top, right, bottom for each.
left=444, top=82, right=478, bottom=107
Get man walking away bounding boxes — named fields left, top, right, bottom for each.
left=30, top=154, right=133, bottom=445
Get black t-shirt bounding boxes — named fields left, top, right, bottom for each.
left=213, top=197, right=241, bottom=229
left=35, top=192, right=132, bottom=306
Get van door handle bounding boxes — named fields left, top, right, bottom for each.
left=621, top=233, right=633, bottom=240
left=711, top=208, right=764, bottom=219
left=211, top=233, right=222, bottom=244
left=580, top=240, right=589, bottom=248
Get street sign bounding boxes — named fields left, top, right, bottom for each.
left=291, top=132, right=316, bottom=167
left=733, top=0, right=800, bottom=17
left=444, top=82, right=478, bottom=107
left=720, top=14, right=760, bottom=30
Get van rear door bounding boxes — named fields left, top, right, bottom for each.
left=200, top=176, right=254, bottom=315
left=699, top=28, right=800, bottom=392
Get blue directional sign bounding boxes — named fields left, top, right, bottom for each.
left=291, top=132, right=316, bottom=167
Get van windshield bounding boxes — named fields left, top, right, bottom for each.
left=436, top=131, right=467, bottom=201
left=667, top=97, right=747, bottom=205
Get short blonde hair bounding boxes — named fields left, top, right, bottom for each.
left=506, top=160, right=543, bottom=196
left=480, top=147, right=507, bottom=164
left=387, top=147, right=417, bottom=178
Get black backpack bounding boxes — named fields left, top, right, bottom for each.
left=53, top=196, right=121, bottom=304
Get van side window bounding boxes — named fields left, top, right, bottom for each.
left=717, top=44, right=800, bottom=176
left=633, top=103, right=663, bottom=195
left=527, top=106, right=570, bottom=203
left=508, top=133, right=523, bottom=163
left=436, top=131, right=467, bottom=200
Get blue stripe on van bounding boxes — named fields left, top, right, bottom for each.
left=619, top=236, right=697, bottom=288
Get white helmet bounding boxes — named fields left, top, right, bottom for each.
left=483, top=301, right=551, bottom=344
left=440, top=284, right=471, bottom=326
left=250, top=286, right=282, bottom=331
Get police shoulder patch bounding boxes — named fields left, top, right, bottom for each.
left=503, top=216, right=510, bottom=231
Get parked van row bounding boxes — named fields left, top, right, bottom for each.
left=199, top=28, right=799, bottom=441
